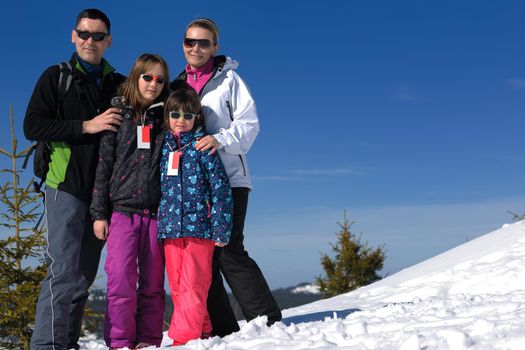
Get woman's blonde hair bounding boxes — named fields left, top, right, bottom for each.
left=185, top=18, right=219, bottom=44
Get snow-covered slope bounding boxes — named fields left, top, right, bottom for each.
left=81, top=220, right=525, bottom=349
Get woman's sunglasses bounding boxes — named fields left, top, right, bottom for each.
left=75, top=30, right=108, bottom=42
left=140, top=74, right=166, bottom=84
left=183, top=38, right=212, bottom=49
left=169, top=111, right=198, bottom=120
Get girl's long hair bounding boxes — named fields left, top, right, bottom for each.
left=119, top=53, right=170, bottom=111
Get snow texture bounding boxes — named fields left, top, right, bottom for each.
left=79, top=220, right=525, bottom=349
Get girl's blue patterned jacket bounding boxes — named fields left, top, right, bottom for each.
left=158, top=128, right=233, bottom=244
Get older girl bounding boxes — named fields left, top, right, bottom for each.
left=90, top=53, right=169, bottom=349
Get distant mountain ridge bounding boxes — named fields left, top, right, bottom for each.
left=86, top=282, right=323, bottom=335
left=228, top=282, right=322, bottom=320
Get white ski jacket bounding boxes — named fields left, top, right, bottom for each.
left=173, top=56, right=260, bottom=189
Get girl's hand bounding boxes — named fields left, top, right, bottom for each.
left=93, top=220, right=109, bottom=240
left=215, top=242, right=227, bottom=247
left=196, top=135, right=219, bottom=154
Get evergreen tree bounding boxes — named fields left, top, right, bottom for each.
left=316, top=211, right=386, bottom=298
left=0, top=106, right=47, bottom=349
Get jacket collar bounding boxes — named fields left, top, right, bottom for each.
left=70, top=52, right=115, bottom=77
left=171, top=55, right=229, bottom=91
left=167, top=127, right=204, bottom=146
left=185, top=57, right=215, bottom=76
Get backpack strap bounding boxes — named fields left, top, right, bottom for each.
left=21, top=62, right=74, bottom=231
left=28, top=63, right=73, bottom=231
left=23, top=62, right=73, bottom=172
left=22, top=143, right=36, bottom=170
left=57, top=61, right=73, bottom=106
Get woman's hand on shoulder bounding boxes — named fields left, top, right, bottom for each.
left=215, top=241, right=227, bottom=247
left=196, top=135, right=219, bottom=154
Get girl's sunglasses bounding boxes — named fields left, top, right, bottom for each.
left=140, top=74, right=166, bottom=84
left=183, top=38, right=212, bottom=49
left=169, top=111, right=197, bottom=120
left=75, top=30, right=108, bottom=42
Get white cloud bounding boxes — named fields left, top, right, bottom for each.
left=493, top=154, right=525, bottom=163
left=252, top=168, right=368, bottom=182
left=251, top=175, right=306, bottom=181
left=506, top=78, right=525, bottom=89
left=291, top=168, right=367, bottom=176
left=397, top=84, right=419, bottom=101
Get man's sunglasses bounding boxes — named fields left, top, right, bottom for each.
left=75, top=30, right=108, bottom=42
left=169, top=111, right=198, bottom=120
left=140, top=74, right=166, bottom=84
left=183, top=38, right=212, bottom=49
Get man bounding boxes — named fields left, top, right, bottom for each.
left=24, top=9, right=124, bottom=350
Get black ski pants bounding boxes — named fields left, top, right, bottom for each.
left=207, top=187, right=282, bottom=337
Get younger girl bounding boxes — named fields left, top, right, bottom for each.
left=90, top=53, right=169, bottom=349
left=158, top=88, right=233, bottom=346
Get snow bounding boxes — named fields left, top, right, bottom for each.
left=80, top=220, right=525, bottom=349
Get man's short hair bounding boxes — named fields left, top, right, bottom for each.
left=75, top=8, right=111, bottom=34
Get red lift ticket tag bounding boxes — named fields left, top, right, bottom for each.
left=137, top=125, right=151, bottom=149
left=167, top=151, right=180, bottom=176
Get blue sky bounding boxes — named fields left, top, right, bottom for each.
left=1, top=1, right=525, bottom=288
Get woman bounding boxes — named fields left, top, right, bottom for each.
left=170, top=18, right=282, bottom=336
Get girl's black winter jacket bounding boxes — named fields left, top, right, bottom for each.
left=90, top=104, right=166, bottom=220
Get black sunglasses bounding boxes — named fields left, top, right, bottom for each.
left=75, top=30, right=108, bottom=42
left=183, top=38, right=212, bottom=49
left=140, top=74, right=166, bottom=84
left=169, top=111, right=198, bottom=120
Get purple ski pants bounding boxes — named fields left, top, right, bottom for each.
left=104, top=212, right=165, bottom=348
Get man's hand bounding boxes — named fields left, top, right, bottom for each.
left=215, top=242, right=227, bottom=247
left=195, top=135, right=220, bottom=154
left=93, top=220, right=109, bottom=240
left=82, top=107, right=123, bottom=134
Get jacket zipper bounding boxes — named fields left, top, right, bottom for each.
left=181, top=67, right=248, bottom=177
left=177, top=137, right=184, bottom=233
left=226, top=100, right=247, bottom=176
left=197, top=66, right=219, bottom=98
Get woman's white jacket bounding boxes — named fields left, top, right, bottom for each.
left=172, top=55, right=260, bottom=189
